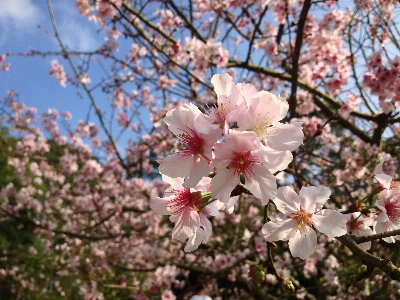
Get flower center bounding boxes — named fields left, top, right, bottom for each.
left=229, top=151, right=258, bottom=178
left=290, top=207, right=313, bottom=229
left=252, top=119, right=272, bottom=140
left=168, top=188, right=203, bottom=214
left=347, top=214, right=363, bottom=233
left=385, top=197, right=400, bottom=223
left=178, top=128, right=205, bottom=156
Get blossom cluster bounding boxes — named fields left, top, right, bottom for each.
left=151, top=73, right=348, bottom=258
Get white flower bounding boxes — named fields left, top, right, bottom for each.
left=262, top=186, right=347, bottom=259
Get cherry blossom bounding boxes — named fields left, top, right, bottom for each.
left=158, top=103, right=222, bottom=187
left=262, top=186, right=347, bottom=259
left=374, top=153, right=399, bottom=190
left=150, top=175, right=221, bottom=251
left=211, top=130, right=277, bottom=205
left=237, top=91, right=303, bottom=152
left=374, top=189, right=400, bottom=243
left=346, top=213, right=374, bottom=251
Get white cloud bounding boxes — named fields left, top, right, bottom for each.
left=0, top=0, right=102, bottom=51
left=0, top=0, right=42, bottom=27
left=59, top=21, right=101, bottom=52
left=0, top=0, right=43, bottom=46
left=53, top=1, right=103, bottom=51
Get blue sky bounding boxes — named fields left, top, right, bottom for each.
left=0, top=0, right=106, bottom=133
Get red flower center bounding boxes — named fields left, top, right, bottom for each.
left=229, top=151, right=259, bottom=179
left=168, top=188, right=203, bottom=214
left=178, top=128, right=205, bottom=156
left=385, top=197, right=400, bottom=223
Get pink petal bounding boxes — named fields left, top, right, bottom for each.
left=171, top=206, right=200, bottom=241
left=260, top=146, right=292, bottom=173
left=199, top=213, right=212, bottom=243
left=375, top=173, right=392, bottom=190
left=158, top=154, right=194, bottom=178
left=184, top=155, right=210, bottom=188
left=161, top=174, right=184, bottom=190
left=211, top=168, right=238, bottom=203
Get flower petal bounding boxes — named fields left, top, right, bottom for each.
left=267, top=123, right=303, bottom=151
left=184, top=155, right=210, bottom=188
left=274, top=186, right=301, bottom=215
left=158, top=154, right=194, bottom=178
left=313, top=209, right=347, bottom=238
left=211, top=168, right=238, bottom=204
left=171, top=207, right=199, bottom=241
left=246, top=164, right=277, bottom=205
left=184, top=227, right=206, bottom=252
left=299, top=185, right=331, bottom=212
left=262, top=219, right=298, bottom=242
left=288, top=227, right=317, bottom=259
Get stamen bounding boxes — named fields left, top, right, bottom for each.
left=167, top=189, right=203, bottom=214
left=229, top=151, right=259, bottom=179
left=290, top=207, right=313, bottom=229
left=177, top=127, right=204, bottom=156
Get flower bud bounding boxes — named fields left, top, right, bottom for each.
left=281, top=279, right=295, bottom=293
left=248, top=265, right=265, bottom=285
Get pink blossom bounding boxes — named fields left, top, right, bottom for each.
left=150, top=175, right=221, bottom=251
left=75, top=0, right=92, bottom=16
left=49, top=60, right=67, bottom=87
left=158, top=103, right=222, bottom=187
left=209, top=73, right=242, bottom=127
left=97, top=0, right=121, bottom=20
left=237, top=91, right=303, bottom=152
left=211, top=130, right=277, bottom=205
left=262, top=186, right=347, bottom=259
left=375, top=189, right=400, bottom=243
left=374, top=153, right=399, bottom=190
left=346, top=213, right=374, bottom=251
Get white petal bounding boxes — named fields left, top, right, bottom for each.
left=313, top=209, right=347, bottom=238
left=246, top=164, right=277, bottom=205
left=299, top=185, right=331, bottom=212
left=184, top=228, right=206, bottom=252
left=267, top=123, right=304, bottom=151
left=289, top=227, right=317, bottom=259
left=211, top=73, right=234, bottom=97
left=262, top=219, right=298, bottom=241
left=274, top=186, right=301, bottom=215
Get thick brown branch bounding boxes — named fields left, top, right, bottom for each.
left=337, top=235, right=400, bottom=281
left=288, top=0, right=312, bottom=118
